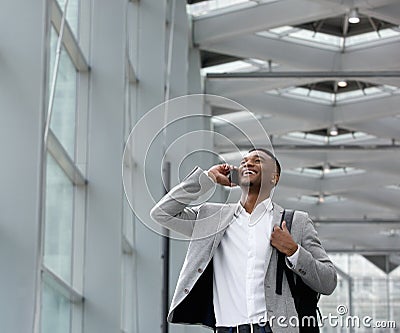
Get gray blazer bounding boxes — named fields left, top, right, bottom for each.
left=150, top=167, right=337, bottom=333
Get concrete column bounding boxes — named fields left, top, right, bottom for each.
left=133, top=0, right=167, bottom=333
left=83, top=0, right=125, bottom=332
left=0, top=0, right=47, bottom=332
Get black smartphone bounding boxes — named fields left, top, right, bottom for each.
left=228, top=168, right=239, bottom=185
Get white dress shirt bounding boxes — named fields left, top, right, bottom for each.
left=213, top=198, right=300, bottom=327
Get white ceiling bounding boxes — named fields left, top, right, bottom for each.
left=190, top=0, right=400, bottom=257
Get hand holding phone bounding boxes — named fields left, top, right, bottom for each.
left=228, top=167, right=239, bottom=185
left=207, top=164, right=238, bottom=186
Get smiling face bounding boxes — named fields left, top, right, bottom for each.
left=238, top=150, right=280, bottom=191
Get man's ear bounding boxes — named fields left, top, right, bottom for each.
left=273, top=173, right=280, bottom=186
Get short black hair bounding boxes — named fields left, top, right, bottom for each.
left=248, top=148, right=281, bottom=175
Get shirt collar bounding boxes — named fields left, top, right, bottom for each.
left=234, top=197, right=273, bottom=217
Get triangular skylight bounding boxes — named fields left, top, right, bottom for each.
left=201, top=58, right=279, bottom=76
left=266, top=81, right=400, bottom=105
left=288, top=194, right=345, bottom=204
left=281, top=128, right=376, bottom=144
left=286, top=164, right=365, bottom=178
left=257, top=14, right=400, bottom=51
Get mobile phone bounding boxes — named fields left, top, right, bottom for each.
left=228, top=168, right=239, bottom=185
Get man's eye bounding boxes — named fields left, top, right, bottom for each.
left=255, top=159, right=260, bottom=163
left=240, top=161, right=245, bottom=165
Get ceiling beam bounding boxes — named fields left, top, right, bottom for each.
left=334, top=94, right=400, bottom=124
left=327, top=249, right=400, bottom=254
left=315, top=219, right=400, bottom=224
left=359, top=3, right=400, bottom=25
left=205, top=77, right=323, bottom=97
left=273, top=196, right=398, bottom=218
left=216, top=144, right=400, bottom=153
left=210, top=93, right=330, bottom=122
left=334, top=190, right=400, bottom=212
left=213, top=117, right=325, bottom=145
left=201, top=34, right=400, bottom=73
left=345, top=120, right=400, bottom=140
left=219, top=146, right=398, bottom=167
left=276, top=171, right=400, bottom=195
left=277, top=150, right=396, bottom=168
left=202, top=34, right=336, bottom=71
left=322, top=172, right=400, bottom=194
left=210, top=93, right=400, bottom=134
left=193, top=0, right=345, bottom=45
left=221, top=151, right=329, bottom=168
left=206, top=76, right=400, bottom=99
left=206, top=71, right=400, bottom=79
left=341, top=42, right=400, bottom=72
left=312, top=0, right=398, bottom=8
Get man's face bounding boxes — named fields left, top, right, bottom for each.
left=238, top=150, right=279, bottom=189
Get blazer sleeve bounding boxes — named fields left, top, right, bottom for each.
left=150, top=166, right=216, bottom=238
left=290, top=215, right=337, bottom=295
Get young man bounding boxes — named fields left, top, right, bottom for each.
left=151, top=149, right=337, bottom=333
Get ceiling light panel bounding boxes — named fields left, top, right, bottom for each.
left=348, top=8, right=360, bottom=24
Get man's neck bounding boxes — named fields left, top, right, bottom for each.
left=240, top=190, right=271, bottom=214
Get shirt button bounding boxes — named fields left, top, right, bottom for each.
left=197, top=268, right=203, bottom=273
left=184, top=288, right=189, bottom=294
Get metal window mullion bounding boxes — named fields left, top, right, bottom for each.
left=127, top=57, right=138, bottom=84
left=51, top=0, right=89, bottom=72
left=42, top=266, right=83, bottom=303
left=122, top=234, right=134, bottom=255
left=44, top=0, right=70, bottom=148
left=47, top=129, right=87, bottom=185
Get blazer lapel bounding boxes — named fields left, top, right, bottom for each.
left=272, top=202, right=284, bottom=227
left=265, top=202, right=284, bottom=268
left=209, top=203, right=237, bottom=257
left=209, top=202, right=284, bottom=265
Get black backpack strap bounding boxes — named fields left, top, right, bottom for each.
left=283, top=209, right=295, bottom=232
left=284, top=262, right=299, bottom=310
left=275, top=209, right=295, bottom=295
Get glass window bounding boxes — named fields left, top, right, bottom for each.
left=319, top=275, right=350, bottom=333
left=44, top=154, right=74, bottom=283
left=49, top=27, right=77, bottom=158
left=121, top=253, right=136, bottom=332
left=56, top=0, right=80, bottom=37
left=322, top=254, right=399, bottom=332
left=40, top=0, right=85, bottom=332
left=41, top=282, right=71, bottom=333
left=390, top=267, right=400, bottom=324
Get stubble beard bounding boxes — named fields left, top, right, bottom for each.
left=241, top=180, right=262, bottom=194
left=240, top=180, right=253, bottom=187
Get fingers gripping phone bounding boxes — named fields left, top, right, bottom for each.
left=228, top=168, right=239, bottom=185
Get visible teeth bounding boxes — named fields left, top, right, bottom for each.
left=243, top=170, right=255, bottom=175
